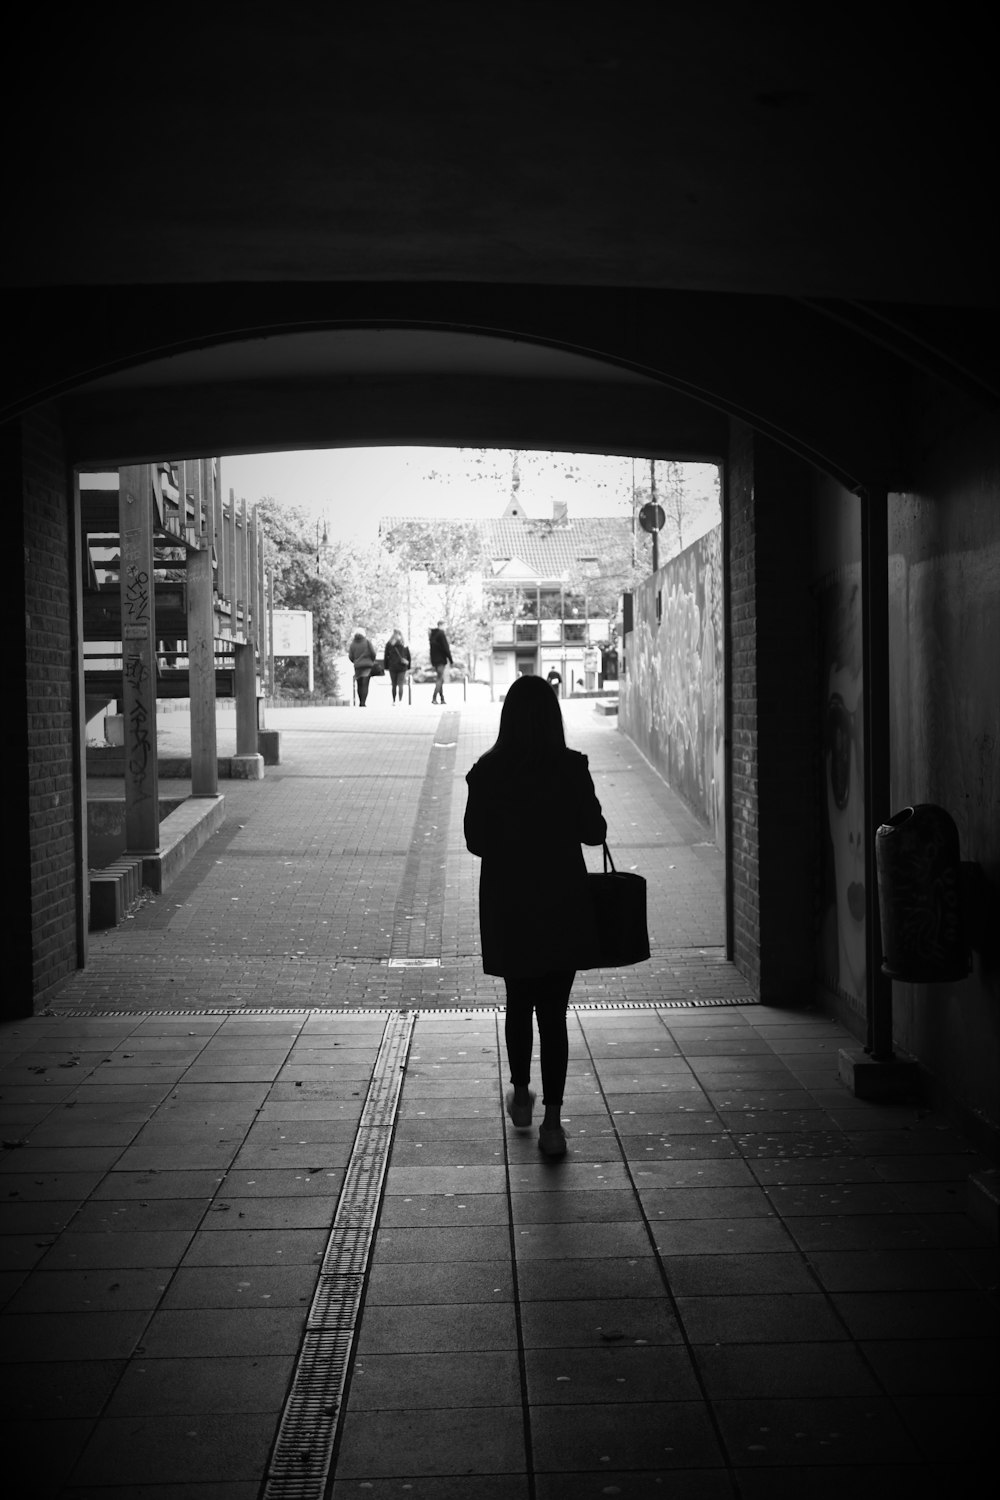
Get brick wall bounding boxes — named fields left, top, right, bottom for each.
left=727, top=421, right=821, bottom=1002
left=753, top=439, right=821, bottom=1001
left=727, top=421, right=760, bottom=988
left=17, top=407, right=81, bottom=1007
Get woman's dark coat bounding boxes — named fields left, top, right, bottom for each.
left=348, top=637, right=376, bottom=676
left=464, top=747, right=606, bottom=977
left=384, top=639, right=411, bottom=673
left=428, top=628, right=453, bottom=667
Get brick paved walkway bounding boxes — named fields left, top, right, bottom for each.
left=2, top=700, right=994, bottom=1498
left=63, top=698, right=742, bottom=1013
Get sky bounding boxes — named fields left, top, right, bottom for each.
left=220, top=446, right=720, bottom=549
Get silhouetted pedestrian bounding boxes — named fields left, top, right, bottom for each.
left=348, top=630, right=376, bottom=706
left=384, top=629, right=411, bottom=702
left=464, top=674, right=606, bottom=1157
left=428, top=620, right=453, bottom=704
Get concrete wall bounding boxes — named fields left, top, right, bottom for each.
left=728, top=412, right=999, bottom=1148
left=884, top=395, right=1000, bottom=1145
left=619, top=526, right=725, bottom=848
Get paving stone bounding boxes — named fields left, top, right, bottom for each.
left=510, top=1189, right=642, bottom=1224
left=675, top=1293, right=847, bottom=1343
left=334, top=1405, right=526, bottom=1480
left=0, top=1358, right=126, bottom=1418
left=332, top=1479, right=531, bottom=1500
left=0, top=1416, right=96, bottom=1489
left=828, top=1289, right=1000, bottom=1340
left=514, top=1222, right=652, bottom=1260
left=692, top=1341, right=880, bottom=1398
left=7, top=1267, right=170, bottom=1312
left=803, top=1249, right=976, bottom=1292
left=712, top=1395, right=920, bottom=1465
left=139, top=1307, right=308, bottom=1358
left=364, top=1258, right=514, bottom=1305
left=525, top=1343, right=701, bottom=1403
left=0, top=1310, right=148, bottom=1360
left=653, top=1218, right=797, bottom=1256
left=105, top=1354, right=295, bottom=1415
left=534, top=1473, right=732, bottom=1500
left=216, top=1167, right=345, bottom=1197
left=516, top=1256, right=665, bottom=1303
left=660, top=1252, right=819, bottom=1297
left=531, top=1400, right=724, bottom=1473
left=93, top=1170, right=226, bottom=1199
left=347, top=1349, right=522, bottom=1410
left=160, top=1263, right=318, bottom=1307
left=372, top=1225, right=509, bottom=1263
left=379, top=1192, right=509, bottom=1227
left=181, top=1228, right=328, bottom=1266
left=638, top=1186, right=775, bottom=1220
left=357, top=1302, right=518, bottom=1354
left=69, top=1411, right=276, bottom=1485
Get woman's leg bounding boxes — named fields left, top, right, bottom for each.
left=533, top=971, right=575, bottom=1124
left=503, top=978, right=534, bottom=1091
left=357, top=674, right=369, bottom=706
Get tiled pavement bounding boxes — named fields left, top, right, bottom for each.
left=3, top=699, right=996, bottom=1498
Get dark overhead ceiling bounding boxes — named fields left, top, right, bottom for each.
left=6, top=7, right=996, bottom=305
left=5, top=7, right=997, bottom=484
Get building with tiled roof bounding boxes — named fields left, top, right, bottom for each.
left=380, top=501, right=632, bottom=691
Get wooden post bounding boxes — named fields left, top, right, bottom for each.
left=228, top=487, right=238, bottom=621
left=187, top=535, right=218, bottom=797
left=118, top=464, right=159, bottom=853
left=213, top=461, right=225, bottom=602
left=235, top=641, right=258, bottom=755
left=268, top=563, right=275, bottom=699
left=255, top=505, right=267, bottom=706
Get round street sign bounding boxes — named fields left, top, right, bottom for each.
left=638, top=502, right=665, bottom=533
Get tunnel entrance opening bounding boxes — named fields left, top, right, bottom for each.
left=71, top=436, right=729, bottom=1011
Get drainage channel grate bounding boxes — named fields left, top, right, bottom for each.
left=261, top=1008, right=415, bottom=1500
left=45, top=997, right=758, bottom=1018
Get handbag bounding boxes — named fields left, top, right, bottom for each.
left=581, top=842, right=650, bottom=968
left=370, top=661, right=385, bottom=676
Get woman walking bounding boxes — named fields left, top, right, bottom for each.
left=348, top=629, right=377, bottom=707
left=464, top=674, right=606, bottom=1157
left=384, top=629, right=411, bottom=703
left=428, top=620, right=453, bottom=705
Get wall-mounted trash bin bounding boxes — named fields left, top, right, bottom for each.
left=875, top=804, right=971, bottom=982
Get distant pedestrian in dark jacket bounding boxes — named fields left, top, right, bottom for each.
left=428, top=621, right=453, bottom=704
left=384, top=629, right=411, bottom=702
left=348, top=630, right=376, bottom=706
left=464, top=674, right=606, bottom=1158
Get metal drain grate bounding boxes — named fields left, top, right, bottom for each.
left=262, top=1008, right=414, bottom=1499
left=45, top=996, right=758, bottom=1019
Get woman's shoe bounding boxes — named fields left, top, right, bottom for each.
left=505, top=1088, right=535, bottom=1128
left=538, top=1123, right=567, bottom=1158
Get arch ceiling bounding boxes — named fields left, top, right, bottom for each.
left=5, top=10, right=998, bottom=485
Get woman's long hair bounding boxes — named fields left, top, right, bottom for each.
left=487, top=673, right=567, bottom=763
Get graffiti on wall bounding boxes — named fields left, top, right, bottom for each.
left=620, top=527, right=725, bottom=848
left=817, top=562, right=866, bottom=1010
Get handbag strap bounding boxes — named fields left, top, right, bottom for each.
left=602, top=841, right=616, bottom=873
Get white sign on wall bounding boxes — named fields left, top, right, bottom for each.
left=272, top=609, right=313, bottom=656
